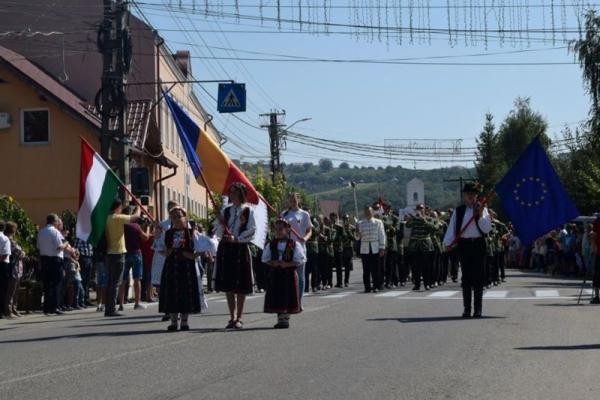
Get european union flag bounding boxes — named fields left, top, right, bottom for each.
left=495, top=136, right=579, bottom=245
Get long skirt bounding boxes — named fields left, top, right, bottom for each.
left=214, top=241, right=253, bottom=294
left=264, top=267, right=301, bottom=314
left=159, top=255, right=202, bottom=314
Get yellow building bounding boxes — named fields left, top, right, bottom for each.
left=0, top=45, right=105, bottom=225
left=0, top=45, right=199, bottom=225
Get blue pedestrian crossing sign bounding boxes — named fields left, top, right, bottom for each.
left=217, top=83, right=246, bottom=113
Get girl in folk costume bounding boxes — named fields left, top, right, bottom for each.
left=261, top=219, right=306, bottom=329
left=214, top=183, right=256, bottom=330
left=159, top=207, right=202, bottom=331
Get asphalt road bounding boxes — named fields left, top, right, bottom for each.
left=1, top=264, right=599, bottom=400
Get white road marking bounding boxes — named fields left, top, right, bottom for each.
left=535, top=289, right=560, bottom=298
left=322, top=292, right=353, bottom=299
left=584, top=289, right=593, bottom=295
left=427, top=290, right=459, bottom=298
left=483, top=291, right=509, bottom=299
left=375, top=290, right=410, bottom=298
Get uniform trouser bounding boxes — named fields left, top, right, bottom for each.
left=105, top=254, right=125, bottom=316
left=342, top=255, right=352, bottom=285
left=40, top=256, right=62, bottom=313
left=319, top=253, right=332, bottom=287
left=431, top=252, right=441, bottom=284
left=398, top=252, right=409, bottom=283
left=361, top=252, right=380, bottom=291
left=441, top=252, right=450, bottom=282
left=306, top=252, right=319, bottom=290
left=498, top=250, right=506, bottom=280
left=449, top=251, right=459, bottom=281
left=462, top=286, right=484, bottom=314
left=384, top=251, right=399, bottom=286
left=491, top=254, right=500, bottom=282
left=410, top=252, right=430, bottom=288
left=334, top=251, right=344, bottom=286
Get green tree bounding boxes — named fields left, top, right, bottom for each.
left=565, top=10, right=600, bottom=213
left=339, top=162, right=350, bottom=169
left=571, top=10, right=600, bottom=144
left=319, top=159, right=334, bottom=172
left=556, top=128, right=600, bottom=214
left=497, top=97, right=550, bottom=168
left=0, top=195, right=38, bottom=255
left=475, top=113, right=502, bottom=191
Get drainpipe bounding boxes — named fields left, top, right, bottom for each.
left=154, top=165, right=177, bottom=220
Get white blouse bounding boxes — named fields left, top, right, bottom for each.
left=215, top=204, right=256, bottom=243
left=261, top=240, right=307, bottom=266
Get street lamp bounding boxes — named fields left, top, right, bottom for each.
left=279, top=117, right=311, bottom=152
left=286, top=117, right=312, bottom=131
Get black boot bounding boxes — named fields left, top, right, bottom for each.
left=462, top=287, right=472, bottom=318
left=473, top=287, right=483, bottom=318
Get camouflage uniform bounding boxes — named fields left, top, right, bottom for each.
left=341, top=222, right=356, bottom=286
left=493, top=219, right=509, bottom=283
left=397, top=220, right=409, bottom=285
left=318, top=223, right=335, bottom=288
left=383, top=212, right=400, bottom=287
left=306, top=218, right=320, bottom=291
left=433, top=218, right=448, bottom=285
left=331, top=222, right=346, bottom=287
left=406, top=215, right=436, bottom=290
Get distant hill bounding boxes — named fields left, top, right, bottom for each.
left=240, top=161, right=476, bottom=214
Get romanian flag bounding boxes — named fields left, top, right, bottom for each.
left=164, top=93, right=268, bottom=248
left=164, top=93, right=259, bottom=204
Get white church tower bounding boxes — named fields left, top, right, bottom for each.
left=406, top=178, right=424, bottom=208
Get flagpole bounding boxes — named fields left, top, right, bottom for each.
left=257, top=193, right=304, bottom=242
left=197, top=170, right=233, bottom=237
left=80, top=136, right=155, bottom=222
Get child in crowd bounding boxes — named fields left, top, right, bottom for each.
left=261, top=219, right=306, bottom=329
left=71, top=259, right=85, bottom=309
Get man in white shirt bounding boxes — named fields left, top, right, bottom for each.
left=280, top=192, right=313, bottom=301
left=357, top=206, right=386, bottom=293
left=37, top=214, right=73, bottom=315
left=0, top=220, right=12, bottom=320
left=443, top=182, right=492, bottom=318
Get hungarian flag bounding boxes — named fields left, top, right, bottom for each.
left=164, top=93, right=268, bottom=248
left=76, top=140, right=120, bottom=245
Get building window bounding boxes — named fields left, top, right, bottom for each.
left=413, top=192, right=419, bottom=202
left=21, top=108, right=49, bottom=144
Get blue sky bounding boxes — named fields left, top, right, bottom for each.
left=135, top=1, right=592, bottom=169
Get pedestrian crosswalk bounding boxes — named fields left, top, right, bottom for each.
left=205, top=287, right=583, bottom=303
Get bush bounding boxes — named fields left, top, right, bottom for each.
left=0, top=195, right=38, bottom=256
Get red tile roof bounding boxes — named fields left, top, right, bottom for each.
left=0, top=45, right=101, bottom=130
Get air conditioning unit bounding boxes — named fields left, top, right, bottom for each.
left=0, top=112, right=11, bottom=129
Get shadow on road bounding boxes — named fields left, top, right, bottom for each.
left=367, top=316, right=504, bottom=323
left=0, top=329, right=166, bottom=344
left=516, top=344, right=600, bottom=351
left=70, top=320, right=165, bottom=328
left=534, top=303, right=589, bottom=307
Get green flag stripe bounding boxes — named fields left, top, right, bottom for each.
left=88, top=171, right=120, bottom=245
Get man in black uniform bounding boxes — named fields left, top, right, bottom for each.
left=330, top=213, right=345, bottom=288
left=443, top=183, right=492, bottom=318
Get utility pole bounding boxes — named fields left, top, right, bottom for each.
left=443, top=177, right=476, bottom=202
left=98, top=0, right=132, bottom=197
left=260, top=110, right=286, bottom=184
